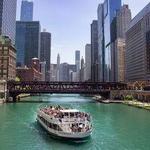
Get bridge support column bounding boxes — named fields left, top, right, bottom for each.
left=9, top=94, right=17, bottom=103
left=12, top=95, right=17, bottom=103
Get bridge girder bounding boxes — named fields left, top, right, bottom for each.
left=7, top=81, right=127, bottom=102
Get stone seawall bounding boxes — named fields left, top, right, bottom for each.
left=110, top=90, right=150, bottom=102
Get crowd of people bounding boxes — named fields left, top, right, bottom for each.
left=40, top=105, right=92, bottom=133
left=71, top=123, right=91, bottom=133
left=41, top=106, right=90, bottom=121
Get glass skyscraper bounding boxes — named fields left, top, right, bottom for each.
left=40, top=31, right=51, bottom=81
left=97, top=4, right=104, bottom=82
left=91, top=20, right=98, bottom=82
left=0, top=0, right=17, bottom=44
left=16, top=21, right=40, bottom=67
left=20, top=0, right=33, bottom=21
left=103, top=0, right=121, bottom=81
left=75, top=50, right=80, bottom=72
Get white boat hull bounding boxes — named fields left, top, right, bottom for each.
left=37, top=116, right=92, bottom=139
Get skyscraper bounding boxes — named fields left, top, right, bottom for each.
left=91, top=20, right=98, bottom=82
left=50, top=64, right=57, bottom=81
left=56, top=53, right=60, bottom=81
left=103, top=0, right=122, bottom=81
left=40, top=61, right=46, bottom=81
left=97, top=4, right=104, bottom=82
left=111, top=5, right=131, bottom=82
left=40, top=31, right=51, bottom=81
left=116, top=5, right=132, bottom=39
left=16, top=21, right=40, bottom=67
left=59, top=63, right=69, bottom=81
left=126, top=3, right=150, bottom=82
left=80, top=57, right=85, bottom=81
left=75, top=50, right=80, bottom=72
left=85, top=44, right=91, bottom=81
left=20, top=0, right=33, bottom=21
left=0, top=0, right=17, bottom=44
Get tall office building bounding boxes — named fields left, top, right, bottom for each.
left=40, top=61, right=46, bottom=81
left=69, top=64, right=76, bottom=81
left=97, top=4, right=104, bottom=81
left=20, top=0, right=33, bottom=21
left=16, top=21, right=40, bottom=67
left=80, top=57, right=85, bottom=81
left=103, top=0, right=122, bottom=81
left=40, top=31, right=51, bottom=81
left=50, top=64, right=57, bottom=81
left=75, top=50, right=80, bottom=72
left=111, top=5, right=131, bottom=82
left=117, top=5, right=132, bottom=39
left=56, top=53, right=60, bottom=81
left=0, top=0, right=17, bottom=44
left=59, top=63, right=69, bottom=81
left=84, top=44, right=91, bottom=81
left=91, top=20, right=98, bottom=82
left=126, top=3, right=150, bottom=81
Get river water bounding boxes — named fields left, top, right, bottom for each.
left=0, top=94, right=150, bottom=150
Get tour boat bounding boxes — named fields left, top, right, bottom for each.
left=37, top=105, right=92, bottom=139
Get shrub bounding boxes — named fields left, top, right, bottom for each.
left=124, top=95, right=134, bottom=101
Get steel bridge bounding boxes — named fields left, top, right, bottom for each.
left=7, top=81, right=127, bottom=102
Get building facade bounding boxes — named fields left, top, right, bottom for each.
left=75, top=50, right=80, bottom=72
left=126, top=3, right=150, bottom=81
left=0, top=36, right=16, bottom=80
left=56, top=53, right=60, bottom=81
left=114, top=39, right=126, bottom=82
left=50, top=64, right=57, bottom=81
left=97, top=4, right=104, bottom=82
left=111, top=5, right=131, bottom=82
left=84, top=44, right=91, bottom=81
left=116, top=5, right=132, bottom=39
left=91, top=20, right=98, bottom=82
left=103, top=0, right=122, bottom=81
left=59, top=63, right=69, bottom=81
left=69, top=64, right=76, bottom=81
left=16, top=21, right=40, bottom=67
left=40, top=31, right=51, bottom=81
left=20, top=0, right=33, bottom=21
left=80, top=57, right=85, bottom=82
left=17, top=58, right=42, bottom=81
left=40, top=61, right=46, bottom=81
left=0, top=0, right=17, bottom=44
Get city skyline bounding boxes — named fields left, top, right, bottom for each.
left=16, top=0, right=150, bottom=64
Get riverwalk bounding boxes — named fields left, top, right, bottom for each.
left=93, top=95, right=150, bottom=111
left=123, top=101, right=150, bottom=111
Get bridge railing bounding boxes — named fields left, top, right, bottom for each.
left=7, top=81, right=127, bottom=93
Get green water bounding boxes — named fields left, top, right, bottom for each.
left=0, top=94, right=150, bottom=150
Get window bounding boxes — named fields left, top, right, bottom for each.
left=4, top=50, right=8, bottom=55
left=146, top=30, right=150, bottom=73
left=4, top=47, right=8, bottom=50
left=3, top=69, right=7, bottom=73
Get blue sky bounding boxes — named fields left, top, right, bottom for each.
left=16, top=0, right=150, bottom=64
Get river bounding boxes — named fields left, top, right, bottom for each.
left=0, top=94, right=150, bottom=150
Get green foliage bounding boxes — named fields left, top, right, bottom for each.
left=124, top=95, right=134, bottom=101
left=15, top=77, right=20, bottom=82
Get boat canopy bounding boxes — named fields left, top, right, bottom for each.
left=60, top=109, right=79, bottom=113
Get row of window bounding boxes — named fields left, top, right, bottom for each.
left=38, top=116, right=62, bottom=131
left=0, top=50, right=8, bottom=55
left=146, top=30, right=150, bottom=73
